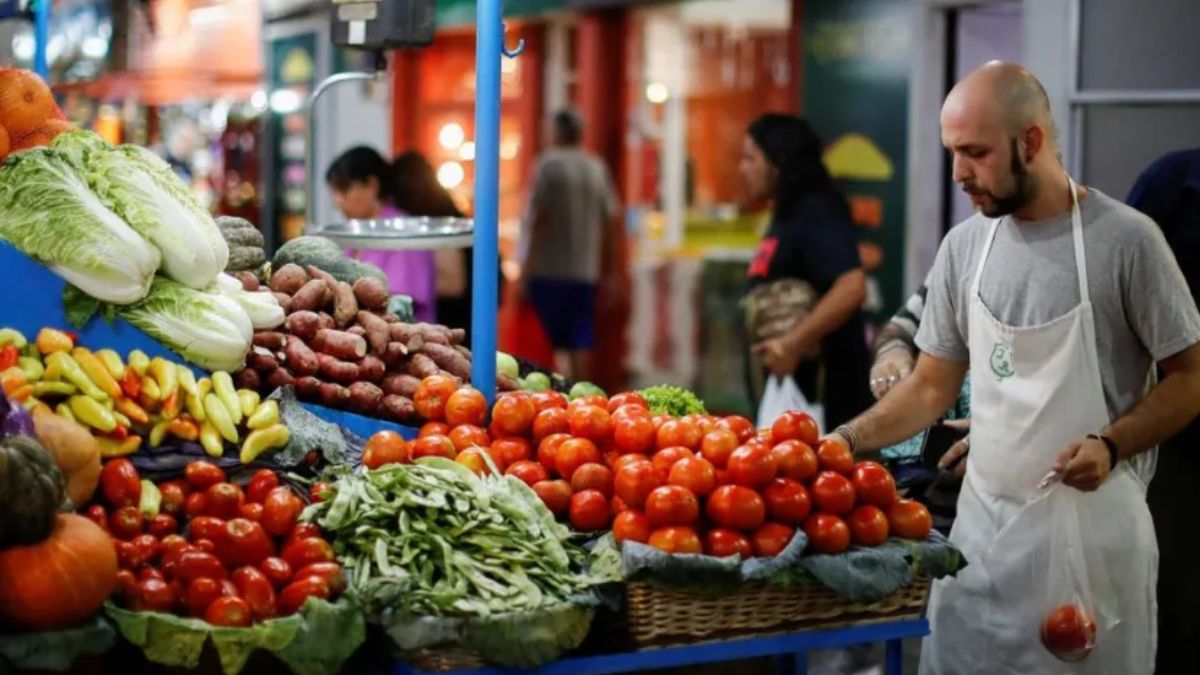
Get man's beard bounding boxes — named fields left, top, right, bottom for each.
left=969, top=138, right=1037, bottom=218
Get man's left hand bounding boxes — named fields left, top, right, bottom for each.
left=1053, top=437, right=1111, bottom=492
left=753, top=335, right=806, bottom=378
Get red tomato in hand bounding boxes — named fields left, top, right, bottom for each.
left=811, top=471, right=856, bottom=515
left=246, top=469, right=280, bottom=504
left=282, top=537, right=335, bottom=571
left=647, top=526, right=702, bottom=554
left=555, top=438, right=601, bottom=481
left=852, top=461, right=898, bottom=507
left=175, top=551, right=228, bottom=583
left=668, top=456, right=717, bottom=497
left=531, top=390, right=569, bottom=412
left=158, top=480, right=188, bottom=517
left=260, top=557, right=293, bottom=590
left=804, top=513, right=851, bottom=554
left=753, top=523, right=796, bottom=557
left=645, top=485, right=700, bottom=527
left=651, top=447, right=694, bottom=483
left=218, top=518, right=275, bottom=567
left=184, top=461, right=226, bottom=490
left=419, top=422, right=450, bottom=438
left=569, top=490, right=612, bottom=531
left=206, top=596, right=252, bottom=627
left=532, top=408, right=570, bottom=443
left=109, top=506, right=143, bottom=540
left=448, top=425, right=490, bottom=452
left=363, top=431, right=411, bottom=469
left=278, top=577, right=330, bottom=616
left=816, top=438, right=855, bottom=475
left=656, top=419, right=702, bottom=451
left=571, top=463, right=614, bottom=497
left=772, top=440, right=820, bottom=483
left=532, top=480, right=573, bottom=516
left=706, top=485, right=766, bottom=531
left=699, top=429, right=739, bottom=469
left=727, top=444, right=779, bottom=488
left=614, top=461, right=662, bottom=508
left=492, top=437, right=532, bottom=466
left=612, top=510, right=652, bottom=544
left=607, top=392, right=648, bottom=413
left=887, top=499, right=932, bottom=540
left=100, top=458, right=141, bottom=508
left=293, top=562, right=348, bottom=596
left=413, top=375, right=458, bottom=421
left=186, top=577, right=224, bottom=617
left=493, top=394, right=538, bottom=436
left=411, top=434, right=457, bottom=461
left=613, top=414, right=656, bottom=454
left=704, top=528, right=754, bottom=558
left=771, top=411, right=820, bottom=447
left=147, top=514, right=178, bottom=539
left=763, top=478, right=812, bottom=524
left=567, top=405, right=613, bottom=445
left=505, top=460, right=549, bottom=487
left=445, top=386, right=487, bottom=427
left=261, top=487, right=304, bottom=538
left=715, top=416, right=756, bottom=443
left=1041, top=604, right=1097, bottom=661
left=848, top=505, right=890, bottom=547
left=232, top=566, right=278, bottom=620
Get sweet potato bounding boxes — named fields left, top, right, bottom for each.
left=447, top=328, right=466, bottom=345
left=235, top=369, right=261, bottom=392
left=285, top=335, right=320, bottom=377
left=405, top=334, right=425, bottom=354
left=455, top=345, right=472, bottom=359
left=356, top=311, right=390, bottom=357
left=270, top=264, right=309, bottom=295
left=294, top=376, right=323, bottom=398
left=313, top=329, right=368, bottom=360
left=331, top=281, right=358, bottom=327
left=384, top=342, right=409, bottom=368
left=317, top=313, right=336, bottom=330
left=348, top=382, right=384, bottom=415
left=406, top=353, right=440, bottom=379
left=380, top=395, right=419, bottom=423
left=249, top=347, right=280, bottom=372
left=358, top=355, right=386, bottom=383
left=253, top=331, right=288, bottom=351
left=317, top=353, right=360, bottom=383
left=389, top=323, right=418, bottom=343
left=347, top=325, right=366, bottom=337
left=318, top=382, right=351, bottom=408
left=266, top=368, right=296, bottom=389
left=352, top=278, right=389, bottom=311
left=497, top=374, right=520, bottom=391
left=415, top=323, right=451, bottom=346
left=271, top=292, right=293, bottom=313
left=306, top=266, right=337, bottom=286
left=284, top=311, right=322, bottom=342
left=381, top=373, right=420, bottom=398
left=235, top=272, right=260, bottom=292
left=420, top=342, right=472, bottom=380
left=290, top=279, right=328, bottom=313
left=381, top=314, right=399, bottom=324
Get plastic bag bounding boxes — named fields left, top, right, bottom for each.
left=756, top=375, right=823, bottom=430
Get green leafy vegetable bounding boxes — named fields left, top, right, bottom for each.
left=214, top=273, right=284, bottom=329
left=640, top=384, right=707, bottom=416
left=118, top=276, right=251, bottom=372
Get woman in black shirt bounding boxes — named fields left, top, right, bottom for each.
left=742, top=115, right=873, bottom=429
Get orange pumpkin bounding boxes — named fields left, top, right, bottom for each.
left=0, top=514, right=117, bottom=630
left=0, top=69, right=57, bottom=138
left=0, top=123, right=9, bottom=161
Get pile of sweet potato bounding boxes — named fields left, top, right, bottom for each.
left=234, top=263, right=474, bottom=424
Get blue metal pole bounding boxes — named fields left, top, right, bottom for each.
left=33, top=0, right=50, bottom=80
left=470, top=0, right=502, bottom=402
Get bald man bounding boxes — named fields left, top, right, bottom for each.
left=825, top=62, right=1200, bottom=673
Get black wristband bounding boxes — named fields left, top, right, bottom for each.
left=1087, top=434, right=1119, bottom=470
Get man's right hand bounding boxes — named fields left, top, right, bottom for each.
left=869, top=348, right=916, bottom=399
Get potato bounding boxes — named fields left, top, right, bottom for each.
left=269, top=263, right=309, bottom=295
left=318, top=382, right=351, bottom=408
left=235, top=271, right=261, bottom=292
left=356, top=311, right=390, bottom=357
left=284, top=335, right=320, bottom=377
left=253, top=331, right=288, bottom=351
left=358, top=355, right=386, bottom=383
left=352, top=278, right=389, bottom=311
left=381, top=373, right=420, bottom=398
left=317, top=353, right=361, bottom=383
left=348, top=382, right=384, bottom=415
left=271, top=292, right=293, bottom=313
left=284, top=311, right=322, bottom=342
left=380, top=395, right=419, bottom=423
left=331, top=281, right=358, bottom=327
left=235, top=369, right=261, bottom=392
left=313, top=329, right=368, bottom=360
left=290, top=279, right=328, bottom=313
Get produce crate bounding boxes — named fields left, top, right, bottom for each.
left=624, top=577, right=931, bottom=646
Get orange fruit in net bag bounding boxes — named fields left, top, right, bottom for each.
left=0, top=69, right=58, bottom=138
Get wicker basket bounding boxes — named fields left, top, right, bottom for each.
left=625, top=577, right=931, bottom=646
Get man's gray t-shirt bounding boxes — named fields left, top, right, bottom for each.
left=521, top=148, right=618, bottom=283
left=916, top=189, right=1200, bottom=422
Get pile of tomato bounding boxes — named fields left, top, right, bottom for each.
left=88, top=459, right=344, bottom=627
left=362, top=377, right=933, bottom=559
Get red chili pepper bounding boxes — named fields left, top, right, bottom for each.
left=0, top=345, right=19, bottom=371
left=63, top=330, right=80, bottom=343
left=121, top=370, right=141, bottom=400
left=109, top=424, right=130, bottom=441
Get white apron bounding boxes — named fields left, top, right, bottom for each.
left=920, top=181, right=1158, bottom=675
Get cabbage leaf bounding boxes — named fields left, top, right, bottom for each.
left=119, top=276, right=251, bottom=372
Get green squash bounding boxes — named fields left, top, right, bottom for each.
left=0, top=436, right=67, bottom=548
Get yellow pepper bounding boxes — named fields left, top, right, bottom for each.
left=140, top=375, right=161, bottom=405
left=203, top=393, right=239, bottom=443
left=246, top=400, right=280, bottom=431
left=1, top=367, right=27, bottom=396
left=35, top=328, right=73, bottom=356
left=112, top=410, right=132, bottom=428
left=239, top=424, right=291, bottom=464
left=149, top=420, right=170, bottom=448
left=238, top=390, right=261, bottom=420
left=114, top=398, right=150, bottom=426
left=177, top=368, right=198, bottom=397
left=32, top=381, right=76, bottom=398
left=167, top=417, right=201, bottom=442
left=200, top=421, right=224, bottom=458
left=211, top=371, right=242, bottom=425
left=71, top=348, right=121, bottom=399
left=161, top=390, right=183, bottom=421
left=0, top=328, right=28, bottom=349
left=55, top=402, right=76, bottom=423
left=47, top=352, right=107, bottom=401
left=18, top=357, right=43, bottom=382
left=95, top=349, right=126, bottom=381
left=150, top=358, right=178, bottom=402
left=42, top=356, right=63, bottom=382
left=69, top=395, right=117, bottom=433
left=128, top=350, right=150, bottom=377
left=185, top=392, right=206, bottom=422
left=98, top=435, right=142, bottom=458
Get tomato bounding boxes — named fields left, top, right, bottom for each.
left=282, top=537, right=336, bottom=571
left=614, top=461, right=662, bottom=508
left=158, top=480, right=189, bottom=517
left=419, top=421, right=451, bottom=438
left=454, top=448, right=492, bottom=476
left=411, top=434, right=457, bottom=461
left=261, top=487, right=304, bottom=538
left=134, top=578, right=177, bottom=613
left=309, top=482, right=333, bottom=504
left=612, top=453, right=651, bottom=474
left=413, top=375, right=458, bottom=421
left=445, top=386, right=488, bottom=427
left=698, top=429, right=739, bottom=469
left=804, top=513, right=851, bottom=554
left=848, top=505, right=890, bottom=547
left=714, top=468, right=732, bottom=487
left=506, top=460, right=550, bottom=487
left=816, top=438, right=855, bottom=475
left=532, top=480, right=573, bottom=516
left=607, top=392, right=648, bottom=413
left=531, top=390, right=569, bottom=412
left=771, top=440, right=820, bottom=483
left=704, top=528, right=754, bottom=558
left=665, top=456, right=714, bottom=497
left=887, top=499, right=932, bottom=540
left=185, top=515, right=223, bottom=542
left=492, top=394, right=538, bottom=437
left=771, top=411, right=820, bottom=447
left=572, top=394, right=609, bottom=410
left=555, top=438, right=602, bottom=481
left=137, top=567, right=165, bottom=583
left=611, top=495, right=629, bottom=514
left=246, top=469, right=280, bottom=505
left=611, top=414, right=655, bottom=456
left=569, top=490, right=612, bottom=531
left=186, top=577, right=224, bottom=617
left=651, top=414, right=670, bottom=431
left=651, top=447, right=694, bottom=483
left=727, top=444, right=779, bottom=488
left=115, top=569, right=139, bottom=602
left=293, top=562, right=347, bottom=596
left=706, top=485, right=767, bottom=531
left=532, top=408, right=569, bottom=443
left=85, top=504, right=108, bottom=532
left=611, top=403, right=651, bottom=424
left=763, top=478, right=812, bottom=524
left=206, top=596, right=253, bottom=627
left=1041, top=604, right=1097, bottom=662
left=205, top=482, right=245, bottom=520
left=811, top=471, right=856, bottom=515
left=184, top=461, right=226, bottom=490
left=570, top=463, right=614, bottom=497
left=185, top=492, right=209, bottom=520
left=656, top=419, right=702, bottom=451
left=278, top=577, right=330, bottom=616
left=287, top=523, right=323, bottom=545
left=232, top=566, right=278, bottom=620
left=716, top=416, right=756, bottom=443
left=260, top=557, right=294, bottom=590
left=128, top=534, right=162, bottom=568
left=193, top=538, right=217, bottom=554
left=753, top=523, right=796, bottom=557
left=175, top=551, right=228, bottom=583
left=612, top=510, right=652, bottom=544
left=218, top=518, right=275, bottom=567
left=232, top=502, right=262, bottom=523
left=492, top=437, right=532, bottom=466
left=147, top=514, right=178, bottom=539
left=115, top=541, right=138, bottom=570
left=567, top=405, right=613, bottom=445
left=363, top=430, right=411, bottom=468
left=109, top=506, right=143, bottom=541
left=644, top=485, right=700, bottom=527
left=100, top=458, right=141, bottom=508
left=647, top=526, right=703, bottom=554
left=536, top=433, right=571, bottom=473
left=160, top=535, right=190, bottom=560
left=851, top=461, right=898, bottom=508
left=448, top=424, right=490, bottom=452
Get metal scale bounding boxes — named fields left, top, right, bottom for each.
left=307, top=0, right=521, bottom=398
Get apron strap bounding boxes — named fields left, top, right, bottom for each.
left=972, top=218, right=1002, bottom=295
left=1067, top=178, right=1089, bottom=305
